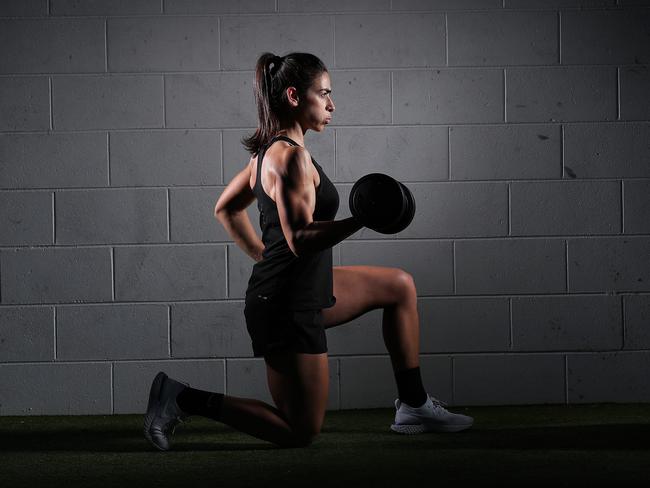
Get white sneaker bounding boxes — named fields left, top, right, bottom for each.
left=143, top=371, right=191, bottom=451
left=390, top=394, right=474, bottom=434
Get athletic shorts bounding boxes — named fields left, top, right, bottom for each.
left=244, top=297, right=328, bottom=358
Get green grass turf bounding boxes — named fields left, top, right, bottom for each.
left=2, top=403, right=650, bottom=487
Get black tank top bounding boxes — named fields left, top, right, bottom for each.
left=245, top=135, right=339, bottom=310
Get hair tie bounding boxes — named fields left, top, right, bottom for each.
left=269, top=55, right=283, bottom=75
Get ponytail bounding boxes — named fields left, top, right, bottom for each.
left=242, top=52, right=328, bottom=156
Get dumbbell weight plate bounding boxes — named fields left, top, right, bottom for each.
left=349, top=173, right=416, bottom=234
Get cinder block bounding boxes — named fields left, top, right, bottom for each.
left=280, top=0, right=389, bottom=11
left=512, top=296, right=622, bottom=351
left=567, top=351, right=650, bottom=403
left=0, top=19, right=104, bottom=73
left=450, top=124, right=561, bottom=180
left=564, top=123, right=650, bottom=178
left=623, top=180, right=650, bottom=234
left=341, top=182, right=507, bottom=240
left=114, top=245, right=227, bottom=301
left=1, top=247, right=112, bottom=304
left=506, top=67, right=617, bottom=122
left=0, top=362, right=111, bottom=415
left=56, top=304, right=169, bottom=360
left=0, top=0, right=47, bottom=16
left=220, top=15, right=332, bottom=70
left=335, top=13, right=445, bottom=68
left=227, top=357, right=340, bottom=410
left=326, top=308, right=385, bottom=355
left=227, top=244, right=258, bottom=299
left=624, top=295, right=650, bottom=350
left=340, top=240, right=455, bottom=296
left=107, top=17, right=219, bottom=72
left=164, top=0, right=274, bottom=14
left=420, top=297, right=510, bottom=353
left=110, top=130, right=220, bottom=186
left=52, top=75, right=164, bottom=130
left=568, top=237, right=650, bottom=292
left=0, top=77, right=49, bottom=131
left=620, top=66, right=650, bottom=121
left=504, top=0, right=615, bottom=7
left=336, top=126, right=447, bottom=182
left=454, top=354, right=566, bottom=405
left=393, top=0, right=502, bottom=9
left=0, top=133, right=108, bottom=189
left=114, top=359, right=225, bottom=414
left=222, top=129, right=335, bottom=183
left=448, top=11, right=557, bottom=66
left=455, top=239, right=566, bottom=294
left=0, top=191, right=52, bottom=245
left=56, top=188, right=168, bottom=244
left=562, top=10, right=650, bottom=65
left=170, top=187, right=232, bottom=242
left=328, top=71, right=391, bottom=125
left=0, top=306, right=54, bottom=362
left=511, top=181, right=621, bottom=236
left=394, top=69, right=504, bottom=124
left=171, top=301, right=252, bottom=358
left=339, top=355, right=452, bottom=409
left=51, top=0, right=162, bottom=15
left=165, top=73, right=256, bottom=128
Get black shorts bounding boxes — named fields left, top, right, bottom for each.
left=244, top=297, right=328, bottom=358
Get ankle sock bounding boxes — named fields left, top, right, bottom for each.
left=176, top=386, right=225, bottom=421
left=394, top=366, right=428, bottom=408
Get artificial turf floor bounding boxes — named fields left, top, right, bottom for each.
left=2, top=403, right=649, bottom=487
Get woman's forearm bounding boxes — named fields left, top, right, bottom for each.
left=217, top=210, right=265, bottom=262
left=293, top=217, right=363, bottom=256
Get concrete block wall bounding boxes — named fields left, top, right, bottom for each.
left=1, top=0, right=649, bottom=415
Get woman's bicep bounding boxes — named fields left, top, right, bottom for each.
left=275, top=150, right=315, bottom=255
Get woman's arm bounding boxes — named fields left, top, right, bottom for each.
left=214, top=162, right=265, bottom=262
left=275, top=147, right=362, bottom=257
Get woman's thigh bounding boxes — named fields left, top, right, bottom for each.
left=321, top=265, right=416, bottom=329
left=264, top=351, right=329, bottom=440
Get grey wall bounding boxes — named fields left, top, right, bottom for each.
left=1, top=0, right=649, bottom=416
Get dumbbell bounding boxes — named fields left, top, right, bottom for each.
left=349, top=173, right=416, bottom=234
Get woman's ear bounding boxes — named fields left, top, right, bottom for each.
left=286, top=86, right=300, bottom=107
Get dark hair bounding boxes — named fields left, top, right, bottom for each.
left=241, top=52, right=328, bottom=156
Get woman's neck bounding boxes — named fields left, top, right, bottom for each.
left=276, top=123, right=305, bottom=147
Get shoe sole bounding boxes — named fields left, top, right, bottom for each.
left=143, top=371, right=167, bottom=451
left=390, top=422, right=473, bottom=434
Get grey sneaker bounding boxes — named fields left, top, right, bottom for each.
left=390, top=394, right=473, bottom=434
left=143, top=371, right=191, bottom=451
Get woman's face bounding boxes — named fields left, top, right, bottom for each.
left=293, top=71, right=335, bottom=132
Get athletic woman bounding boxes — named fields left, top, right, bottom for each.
left=144, top=52, right=473, bottom=450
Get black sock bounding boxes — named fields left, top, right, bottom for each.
left=176, top=386, right=225, bottom=421
left=394, top=366, right=428, bottom=408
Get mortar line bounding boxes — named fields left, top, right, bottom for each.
left=225, top=245, right=229, bottom=297
left=53, top=306, right=57, bottom=360
left=104, top=18, right=108, bottom=72
left=52, top=191, right=56, bottom=244
left=220, top=131, right=224, bottom=184
left=48, top=77, right=53, bottom=130
left=107, top=132, right=111, bottom=186
left=168, top=305, right=172, bottom=357
left=111, top=247, right=115, bottom=301
left=564, top=354, right=569, bottom=405
left=166, top=188, right=171, bottom=242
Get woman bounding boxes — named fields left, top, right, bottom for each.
left=144, top=52, right=473, bottom=450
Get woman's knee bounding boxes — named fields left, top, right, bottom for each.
left=289, top=422, right=322, bottom=448
left=392, top=268, right=417, bottom=301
